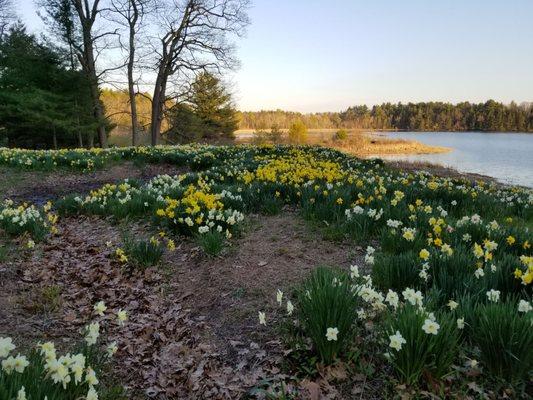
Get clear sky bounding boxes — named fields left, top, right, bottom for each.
left=16, top=0, right=533, bottom=112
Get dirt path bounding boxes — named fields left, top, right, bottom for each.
left=0, top=211, right=362, bottom=398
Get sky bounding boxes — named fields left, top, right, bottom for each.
left=15, top=0, right=533, bottom=112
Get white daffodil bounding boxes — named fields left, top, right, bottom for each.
left=258, top=311, right=266, bottom=325
left=447, top=300, right=458, bottom=310
left=276, top=289, right=283, bottom=305
left=93, top=301, right=107, bottom=316
left=422, top=319, right=440, bottom=335
left=486, top=289, right=500, bottom=303
left=85, top=366, right=99, bottom=386
left=16, top=386, right=27, bottom=400
left=325, top=327, right=339, bottom=341
left=518, top=299, right=532, bottom=313
left=86, top=387, right=99, bottom=400
left=349, top=264, right=360, bottom=279
left=107, top=341, right=118, bottom=357
left=117, top=309, right=128, bottom=326
left=388, top=330, right=406, bottom=351
left=286, top=300, right=294, bottom=316
left=0, top=337, right=15, bottom=358
left=385, top=289, right=399, bottom=309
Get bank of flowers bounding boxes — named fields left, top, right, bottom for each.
left=1, top=144, right=532, bottom=394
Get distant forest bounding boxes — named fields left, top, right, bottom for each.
left=237, top=101, right=533, bottom=132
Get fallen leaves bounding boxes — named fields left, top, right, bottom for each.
left=7, top=217, right=288, bottom=398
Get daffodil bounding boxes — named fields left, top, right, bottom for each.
left=486, top=289, right=500, bottom=303
left=422, top=319, right=440, bottom=335
left=325, top=327, right=339, bottom=341
left=419, top=248, right=430, bottom=260
left=16, top=386, right=27, bottom=400
left=93, top=301, right=107, bottom=316
left=286, top=300, right=294, bottom=315
left=276, top=289, right=283, bottom=306
left=518, top=299, right=531, bottom=313
left=117, top=309, right=128, bottom=326
left=388, top=331, right=406, bottom=351
left=258, top=311, right=266, bottom=325
left=447, top=299, right=458, bottom=310
left=0, top=337, right=15, bottom=358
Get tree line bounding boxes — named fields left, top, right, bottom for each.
left=238, top=101, right=533, bottom=132
left=0, top=0, right=249, bottom=148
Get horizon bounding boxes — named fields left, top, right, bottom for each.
left=235, top=99, right=532, bottom=114
left=15, top=0, right=533, bottom=112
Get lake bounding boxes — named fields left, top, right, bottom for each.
left=378, top=132, right=533, bottom=188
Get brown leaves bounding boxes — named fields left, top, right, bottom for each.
left=9, top=216, right=291, bottom=398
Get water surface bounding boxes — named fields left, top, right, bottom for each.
left=379, top=132, right=533, bottom=187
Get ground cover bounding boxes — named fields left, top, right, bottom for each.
left=0, top=144, right=531, bottom=399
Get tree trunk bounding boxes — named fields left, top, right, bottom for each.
left=77, top=130, right=83, bottom=147
left=129, top=79, right=140, bottom=146
left=150, top=71, right=166, bottom=146
left=88, top=71, right=107, bottom=148
left=52, top=126, right=58, bottom=149
left=127, top=1, right=140, bottom=146
left=127, top=40, right=140, bottom=146
left=80, top=15, right=107, bottom=148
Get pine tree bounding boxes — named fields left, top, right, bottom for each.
left=168, top=72, right=238, bottom=142
left=0, top=23, right=98, bottom=148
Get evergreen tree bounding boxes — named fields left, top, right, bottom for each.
left=0, top=23, right=98, bottom=148
left=288, top=119, right=308, bottom=144
left=167, top=72, right=238, bottom=142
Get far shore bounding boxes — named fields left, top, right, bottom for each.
left=107, top=127, right=452, bottom=157
left=233, top=129, right=451, bottom=157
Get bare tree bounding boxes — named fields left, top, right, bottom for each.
left=0, top=0, right=14, bottom=36
left=109, top=0, right=150, bottom=146
left=148, top=0, right=250, bottom=145
left=41, top=0, right=119, bottom=147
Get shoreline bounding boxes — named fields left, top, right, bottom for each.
left=234, top=130, right=451, bottom=157
left=383, top=160, right=533, bottom=190
left=325, top=134, right=450, bottom=157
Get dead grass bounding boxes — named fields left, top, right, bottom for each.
left=234, top=129, right=449, bottom=157
left=321, top=134, right=449, bottom=157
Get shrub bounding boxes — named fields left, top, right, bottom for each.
left=334, top=129, right=348, bottom=141
left=268, top=124, right=283, bottom=143
left=471, top=300, right=533, bottom=384
left=252, top=130, right=269, bottom=145
left=384, top=304, right=460, bottom=385
left=288, top=120, right=307, bottom=144
left=296, top=267, right=359, bottom=364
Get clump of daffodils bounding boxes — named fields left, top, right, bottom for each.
left=0, top=199, right=57, bottom=241
left=0, top=300, right=127, bottom=399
